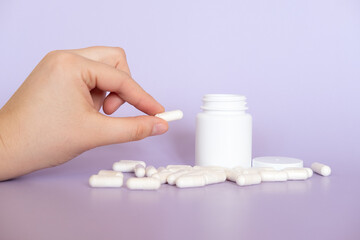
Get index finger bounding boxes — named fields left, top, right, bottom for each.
left=78, top=55, right=164, bottom=115
left=67, top=46, right=131, bottom=76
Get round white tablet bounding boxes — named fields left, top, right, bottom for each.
left=252, top=156, right=303, bottom=170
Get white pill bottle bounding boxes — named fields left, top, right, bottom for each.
left=195, top=94, right=252, bottom=168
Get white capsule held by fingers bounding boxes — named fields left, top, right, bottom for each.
left=304, top=168, right=313, bottom=178
left=145, top=166, right=157, bottom=177
left=134, top=164, right=146, bottom=178
left=126, top=177, right=161, bottom=190
left=89, top=175, right=123, bottom=188
left=176, top=175, right=206, bottom=188
left=236, top=173, right=262, bottom=186
left=167, top=169, right=191, bottom=185
left=97, top=170, right=123, bottom=177
left=155, top=110, right=183, bottom=122
left=260, top=170, right=288, bottom=182
left=311, top=162, right=331, bottom=176
left=112, top=160, right=146, bottom=172
left=283, top=168, right=309, bottom=180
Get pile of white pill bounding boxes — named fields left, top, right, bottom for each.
left=89, top=110, right=331, bottom=189
left=88, top=161, right=331, bottom=190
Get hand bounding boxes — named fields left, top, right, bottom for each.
left=0, top=46, right=168, bottom=181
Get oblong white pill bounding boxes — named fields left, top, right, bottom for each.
left=203, top=171, right=227, bottom=185
left=157, top=170, right=173, bottom=184
left=236, top=173, right=262, bottom=186
left=260, top=170, right=288, bottom=182
left=145, top=166, right=157, bottom=177
left=166, top=165, right=192, bottom=172
left=126, top=177, right=161, bottom=190
left=167, top=169, right=191, bottom=185
left=226, top=169, right=243, bottom=182
left=284, top=168, right=309, bottom=180
left=89, top=175, right=123, bottom=188
left=134, top=164, right=146, bottom=178
left=112, top=160, right=146, bottom=172
left=304, top=168, right=313, bottom=178
left=155, top=110, right=183, bottom=122
left=311, top=162, right=331, bottom=176
left=97, top=170, right=123, bottom=177
left=157, top=167, right=166, bottom=172
left=151, top=173, right=161, bottom=180
left=176, top=175, right=206, bottom=188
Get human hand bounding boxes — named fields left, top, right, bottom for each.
left=0, top=47, right=168, bottom=181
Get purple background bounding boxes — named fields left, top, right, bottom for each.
left=1, top=0, right=360, bottom=239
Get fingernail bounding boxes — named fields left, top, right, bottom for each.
left=151, top=123, right=167, bottom=136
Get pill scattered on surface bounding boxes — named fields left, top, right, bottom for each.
left=176, top=174, right=206, bottom=188
left=145, top=166, right=157, bottom=177
left=260, top=170, right=288, bottom=182
left=226, top=169, right=243, bottom=182
left=284, top=168, right=309, bottom=180
left=304, top=168, right=313, bottom=177
left=98, top=170, right=123, bottom=177
left=157, top=169, right=173, bottom=184
left=166, top=165, right=192, bottom=172
left=236, top=173, right=262, bottom=186
left=126, top=177, right=161, bottom=190
left=311, top=162, right=331, bottom=176
left=203, top=170, right=227, bottom=185
left=89, top=175, right=123, bottom=188
left=113, top=160, right=146, bottom=172
left=167, top=169, right=191, bottom=185
left=155, top=110, right=183, bottom=122
left=134, top=164, right=146, bottom=178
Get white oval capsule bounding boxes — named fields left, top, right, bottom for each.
left=145, top=166, right=157, bottom=177
left=157, top=170, right=173, bottom=184
left=311, top=162, right=331, bottom=176
left=166, top=165, right=192, bottom=172
left=260, top=170, right=288, bottom=182
left=112, top=160, right=146, bottom=172
left=126, top=177, right=161, bottom=190
left=284, top=168, right=309, bottom=180
left=236, top=173, right=262, bottom=186
left=157, top=167, right=166, bottom=172
left=304, top=168, right=313, bottom=178
left=151, top=173, right=161, bottom=180
left=155, top=110, right=183, bottom=122
left=89, top=175, right=123, bottom=188
left=203, top=170, right=226, bottom=185
left=97, top=170, right=123, bottom=177
left=134, top=164, right=146, bottom=178
left=193, top=166, right=226, bottom=171
left=226, top=169, right=243, bottom=182
left=167, top=169, right=191, bottom=185
left=176, top=175, right=206, bottom=188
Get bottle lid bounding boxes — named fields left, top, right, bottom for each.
left=252, top=156, right=303, bottom=170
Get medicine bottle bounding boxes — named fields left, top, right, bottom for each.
left=195, top=94, right=252, bottom=168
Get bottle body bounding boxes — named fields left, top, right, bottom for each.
left=195, top=94, right=252, bottom=168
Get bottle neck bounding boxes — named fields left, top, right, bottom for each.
left=201, top=94, right=248, bottom=113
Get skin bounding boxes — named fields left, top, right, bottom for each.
left=0, top=46, right=169, bottom=181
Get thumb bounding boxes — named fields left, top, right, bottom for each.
left=87, top=113, right=169, bottom=147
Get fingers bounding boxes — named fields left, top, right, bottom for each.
left=103, top=92, right=125, bottom=115
left=90, top=88, right=107, bottom=111
left=67, top=46, right=131, bottom=75
left=79, top=56, right=164, bottom=115
left=88, top=114, right=169, bottom=146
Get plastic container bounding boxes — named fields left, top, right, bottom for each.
left=195, top=94, right=252, bottom=168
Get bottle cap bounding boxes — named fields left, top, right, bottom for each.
left=252, top=156, right=303, bottom=170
